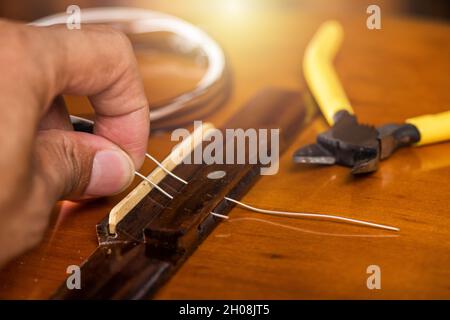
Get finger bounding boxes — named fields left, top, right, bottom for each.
left=33, top=129, right=135, bottom=199
left=40, top=24, right=150, bottom=168
left=0, top=21, right=148, bottom=201
left=38, top=95, right=73, bottom=131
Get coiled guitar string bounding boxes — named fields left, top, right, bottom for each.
left=137, top=154, right=400, bottom=232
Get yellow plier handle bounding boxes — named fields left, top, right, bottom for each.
left=304, top=20, right=450, bottom=146
left=406, top=111, right=450, bottom=146
left=303, top=20, right=354, bottom=126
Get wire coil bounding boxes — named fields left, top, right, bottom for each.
left=31, top=7, right=230, bottom=129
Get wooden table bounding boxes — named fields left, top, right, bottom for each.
left=1, top=6, right=450, bottom=299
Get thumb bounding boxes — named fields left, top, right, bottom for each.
left=33, top=129, right=136, bottom=200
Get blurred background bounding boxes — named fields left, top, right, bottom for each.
left=1, top=0, right=450, bottom=22
left=0, top=0, right=448, bottom=132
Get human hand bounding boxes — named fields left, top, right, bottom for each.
left=0, top=20, right=149, bottom=266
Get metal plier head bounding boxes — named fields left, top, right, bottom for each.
left=293, top=110, right=420, bottom=174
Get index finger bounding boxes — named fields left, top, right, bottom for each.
left=34, top=24, right=150, bottom=168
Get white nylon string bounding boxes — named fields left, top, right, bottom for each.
left=136, top=154, right=400, bottom=232
left=218, top=217, right=399, bottom=238
left=223, top=197, right=399, bottom=232
left=210, top=212, right=229, bottom=220
left=145, top=153, right=188, bottom=184
left=134, top=171, right=173, bottom=200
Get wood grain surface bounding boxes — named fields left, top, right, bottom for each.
left=1, top=3, right=450, bottom=299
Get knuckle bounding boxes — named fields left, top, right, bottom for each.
left=58, top=133, right=94, bottom=197
left=89, top=24, right=134, bottom=55
left=84, top=25, right=138, bottom=81
left=58, top=133, right=84, bottom=194
left=109, top=28, right=133, bottom=52
left=35, top=131, right=86, bottom=197
left=106, top=28, right=136, bottom=67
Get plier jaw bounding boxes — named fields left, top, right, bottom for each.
left=293, top=111, right=421, bottom=174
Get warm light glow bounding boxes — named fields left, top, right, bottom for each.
left=223, top=0, right=248, bottom=15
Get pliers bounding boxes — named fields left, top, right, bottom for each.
left=293, top=21, right=450, bottom=174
